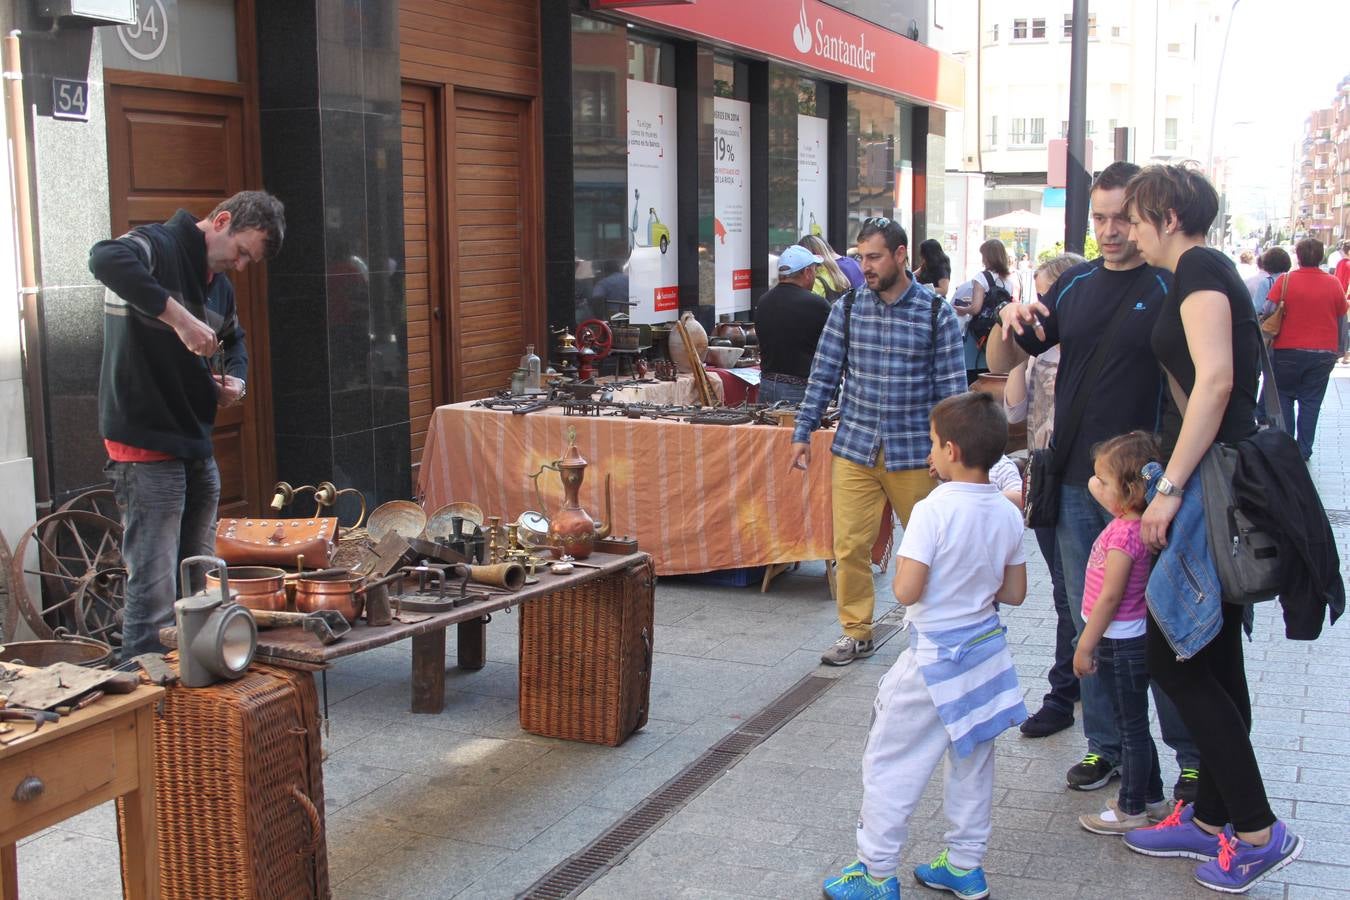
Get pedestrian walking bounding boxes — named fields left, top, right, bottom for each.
left=791, top=217, right=964, bottom=666
left=914, top=238, right=952, bottom=298
left=800, top=233, right=862, bottom=295
left=956, top=240, right=1013, bottom=384
left=754, top=245, right=831, bottom=406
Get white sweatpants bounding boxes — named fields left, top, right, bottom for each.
left=857, top=646, right=996, bottom=877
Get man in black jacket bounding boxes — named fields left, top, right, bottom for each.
left=755, top=245, right=831, bottom=405
left=90, top=190, right=285, bottom=658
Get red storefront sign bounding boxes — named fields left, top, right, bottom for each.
left=609, top=0, right=964, bottom=109
left=654, top=285, right=679, bottom=311
left=732, top=269, right=752, bottom=291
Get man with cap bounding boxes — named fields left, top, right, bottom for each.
left=790, top=218, right=964, bottom=665
left=754, top=245, right=833, bottom=405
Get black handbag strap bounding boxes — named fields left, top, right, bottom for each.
left=1176, top=319, right=1285, bottom=432
left=1050, top=265, right=1154, bottom=473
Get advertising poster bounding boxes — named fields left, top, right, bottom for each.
left=797, top=115, right=829, bottom=245
left=626, top=80, right=679, bottom=324
left=713, top=97, right=751, bottom=316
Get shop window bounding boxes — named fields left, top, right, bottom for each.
left=848, top=89, right=901, bottom=240
left=627, top=32, right=674, bottom=85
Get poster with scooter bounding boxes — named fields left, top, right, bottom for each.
left=797, top=115, right=829, bottom=249
left=627, top=80, right=679, bottom=324
left=713, top=97, right=751, bottom=317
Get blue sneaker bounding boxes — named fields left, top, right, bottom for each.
left=1123, top=802, right=1221, bottom=861
left=1193, top=821, right=1303, bottom=893
left=913, top=849, right=989, bottom=900
left=823, top=860, right=899, bottom=900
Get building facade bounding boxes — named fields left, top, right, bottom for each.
left=1293, top=77, right=1350, bottom=247
left=2, top=1, right=963, bottom=565
left=940, top=0, right=1226, bottom=263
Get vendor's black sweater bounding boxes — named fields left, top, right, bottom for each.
left=89, top=210, right=247, bottom=459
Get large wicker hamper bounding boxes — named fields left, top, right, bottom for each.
left=117, top=661, right=330, bottom=899
left=518, top=555, right=655, bottom=746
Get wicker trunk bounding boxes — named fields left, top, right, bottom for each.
left=518, top=555, right=655, bottom=746
left=117, top=662, right=330, bottom=899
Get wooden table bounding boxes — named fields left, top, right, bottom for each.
left=0, top=681, right=164, bottom=899
left=162, top=551, right=648, bottom=716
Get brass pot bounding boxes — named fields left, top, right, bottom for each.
left=208, top=566, right=288, bottom=612
left=294, top=570, right=366, bottom=622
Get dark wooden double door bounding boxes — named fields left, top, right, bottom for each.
left=401, top=83, right=536, bottom=476
left=105, top=78, right=270, bottom=518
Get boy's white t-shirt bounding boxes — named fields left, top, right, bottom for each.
left=898, top=481, right=1026, bottom=632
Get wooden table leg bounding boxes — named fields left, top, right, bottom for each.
left=411, top=628, right=447, bottom=714
left=1, top=843, right=17, bottom=900
left=457, top=616, right=486, bottom=671
left=119, top=704, right=160, bottom=899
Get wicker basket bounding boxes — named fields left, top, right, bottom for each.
left=518, top=556, right=655, bottom=746
left=118, top=661, right=330, bottom=899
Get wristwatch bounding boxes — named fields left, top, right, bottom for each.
left=1156, top=476, right=1183, bottom=497
left=238, top=381, right=247, bottom=399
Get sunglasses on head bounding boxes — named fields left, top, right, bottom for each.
left=862, top=216, right=893, bottom=229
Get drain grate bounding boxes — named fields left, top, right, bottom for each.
left=517, top=672, right=838, bottom=899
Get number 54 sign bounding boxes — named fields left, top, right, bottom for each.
left=116, top=0, right=171, bottom=62
left=52, top=78, right=89, bottom=121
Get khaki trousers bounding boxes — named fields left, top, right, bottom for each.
left=831, top=452, right=935, bottom=640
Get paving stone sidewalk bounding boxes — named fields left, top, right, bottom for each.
left=15, top=373, right=1350, bottom=899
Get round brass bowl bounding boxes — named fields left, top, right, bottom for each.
left=294, top=570, right=365, bottom=622
left=425, top=501, right=484, bottom=541
left=367, top=500, right=428, bottom=543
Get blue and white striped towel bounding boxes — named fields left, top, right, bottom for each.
left=910, top=614, right=1027, bottom=758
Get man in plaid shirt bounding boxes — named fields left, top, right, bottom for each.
left=791, top=218, right=965, bottom=665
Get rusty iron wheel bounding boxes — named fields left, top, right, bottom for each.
left=11, top=510, right=123, bottom=641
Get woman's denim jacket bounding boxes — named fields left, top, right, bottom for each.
left=1143, top=462, right=1223, bottom=659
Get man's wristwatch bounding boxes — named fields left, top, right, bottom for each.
left=238, top=381, right=247, bottom=399
left=1156, top=476, right=1183, bottom=497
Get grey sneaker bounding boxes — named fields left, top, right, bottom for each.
left=821, top=635, right=875, bottom=666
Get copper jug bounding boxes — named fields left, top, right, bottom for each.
left=528, top=427, right=613, bottom=559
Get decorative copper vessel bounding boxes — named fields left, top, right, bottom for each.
left=529, top=427, right=613, bottom=560
left=714, top=321, right=746, bottom=348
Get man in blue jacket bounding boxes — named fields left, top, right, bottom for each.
left=89, top=190, right=285, bottom=659
left=998, top=162, right=1200, bottom=801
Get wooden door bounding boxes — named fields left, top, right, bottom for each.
left=401, top=83, right=446, bottom=475
left=105, top=81, right=267, bottom=518
left=452, top=90, right=534, bottom=399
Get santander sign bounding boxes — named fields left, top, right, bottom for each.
left=792, top=0, right=877, bottom=74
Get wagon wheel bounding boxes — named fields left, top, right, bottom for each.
left=12, top=511, right=123, bottom=639
left=73, top=565, right=127, bottom=647
left=58, top=488, right=120, bottom=522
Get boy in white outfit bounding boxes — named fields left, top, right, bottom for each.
left=824, top=392, right=1028, bottom=900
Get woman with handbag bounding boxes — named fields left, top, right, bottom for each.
left=1264, top=238, right=1348, bottom=461
left=1118, top=164, right=1302, bottom=893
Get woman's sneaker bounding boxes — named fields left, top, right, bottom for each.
left=1193, top=821, right=1303, bottom=894
left=1080, top=797, right=1173, bottom=834
left=1123, top=802, right=1222, bottom=861
left=822, top=860, right=898, bottom=900
left=913, top=849, right=989, bottom=899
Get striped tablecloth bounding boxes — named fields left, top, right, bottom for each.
left=416, top=402, right=839, bottom=576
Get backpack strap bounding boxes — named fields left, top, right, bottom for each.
left=839, top=288, right=857, bottom=376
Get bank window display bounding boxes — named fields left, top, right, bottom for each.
left=847, top=89, right=900, bottom=245
left=624, top=33, right=679, bottom=324
left=712, top=57, right=752, bottom=317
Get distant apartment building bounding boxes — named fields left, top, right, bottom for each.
left=939, top=0, right=1227, bottom=263
left=1293, top=76, right=1350, bottom=247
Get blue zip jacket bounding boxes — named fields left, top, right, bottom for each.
left=1142, top=462, right=1223, bottom=659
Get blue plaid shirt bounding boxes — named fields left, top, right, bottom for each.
left=793, top=276, right=965, bottom=471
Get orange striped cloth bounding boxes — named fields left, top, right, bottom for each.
left=418, top=402, right=848, bottom=576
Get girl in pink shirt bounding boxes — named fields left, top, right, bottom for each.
left=1075, top=431, right=1167, bottom=835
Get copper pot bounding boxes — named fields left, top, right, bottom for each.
left=714, top=321, right=746, bottom=348
left=208, top=566, right=288, bottom=612
left=294, top=569, right=365, bottom=622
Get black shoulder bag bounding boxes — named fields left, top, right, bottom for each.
left=1024, top=267, right=1151, bottom=528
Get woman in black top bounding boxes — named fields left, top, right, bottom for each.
left=1119, top=165, right=1300, bottom=892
